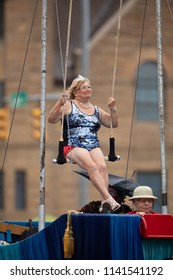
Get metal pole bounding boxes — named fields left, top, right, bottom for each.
left=39, top=0, right=47, bottom=231
left=155, top=0, right=167, bottom=214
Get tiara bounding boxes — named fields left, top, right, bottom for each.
left=76, top=74, right=86, bottom=80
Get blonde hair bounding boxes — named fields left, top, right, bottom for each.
left=66, top=75, right=90, bottom=99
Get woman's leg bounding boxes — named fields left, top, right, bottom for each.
left=89, top=147, right=109, bottom=189
left=67, top=147, right=110, bottom=200
left=89, top=148, right=120, bottom=212
left=67, top=147, right=120, bottom=211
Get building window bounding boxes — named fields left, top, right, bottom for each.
left=135, top=61, right=160, bottom=121
left=0, top=171, right=4, bottom=209
left=0, top=0, right=4, bottom=39
left=15, top=170, right=26, bottom=210
left=0, top=82, right=5, bottom=107
left=136, top=171, right=162, bottom=213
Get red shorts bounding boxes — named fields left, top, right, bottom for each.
left=64, top=146, right=75, bottom=158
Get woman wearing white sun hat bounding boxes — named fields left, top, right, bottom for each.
left=128, top=186, right=159, bottom=216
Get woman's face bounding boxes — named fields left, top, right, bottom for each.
left=133, top=198, right=154, bottom=213
left=75, top=81, right=92, bottom=99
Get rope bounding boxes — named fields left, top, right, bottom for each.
left=111, top=0, right=123, bottom=99
left=106, top=0, right=123, bottom=161
left=124, top=0, right=147, bottom=179
left=54, top=0, right=73, bottom=144
left=59, top=0, right=73, bottom=142
left=55, top=0, right=65, bottom=82
left=109, top=0, right=123, bottom=139
left=54, top=0, right=78, bottom=209
left=0, top=0, right=39, bottom=187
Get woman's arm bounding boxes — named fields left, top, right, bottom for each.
left=99, top=96, right=118, bottom=128
left=99, top=108, right=118, bottom=128
left=48, top=102, right=63, bottom=123
left=48, top=96, right=70, bottom=123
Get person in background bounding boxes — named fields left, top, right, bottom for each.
left=48, top=75, right=120, bottom=213
left=128, top=186, right=159, bottom=216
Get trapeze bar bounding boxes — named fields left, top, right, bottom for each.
left=52, top=155, right=120, bottom=164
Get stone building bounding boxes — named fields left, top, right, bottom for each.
left=0, top=0, right=173, bottom=221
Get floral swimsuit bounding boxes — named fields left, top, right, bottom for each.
left=63, top=101, right=101, bottom=151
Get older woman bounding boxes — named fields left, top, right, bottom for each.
left=48, top=75, right=120, bottom=213
left=128, top=186, right=159, bottom=216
